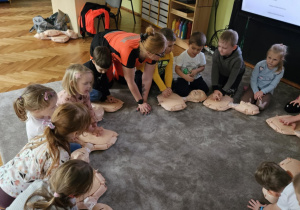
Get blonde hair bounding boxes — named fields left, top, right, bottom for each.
left=293, top=173, right=300, bottom=195
left=25, top=160, right=94, bottom=209
left=267, top=43, right=287, bottom=73
left=142, top=26, right=166, bottom=54
left=13, top=84, right=57, bottom=121
left=62, top=64, right=94, bottom=96
left=220, top=29, right=238, bottom=47
left=27, top=103, right=91, bottom=177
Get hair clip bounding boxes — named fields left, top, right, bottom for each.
left=44, top=92, right=49, bottom=101
left=75, top=73, right=81, bottom=80
left=140, top=33, right=148, bottom=41
left=54, top=192, right=60, bottom=198
left=43, top=120, right=55, bottom=130
left=18, top=96, right=22, bottom=100
left=43, top=91, right=54, bottom=101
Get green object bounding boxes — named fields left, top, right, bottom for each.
left=183, top=68, right=189, bottom=74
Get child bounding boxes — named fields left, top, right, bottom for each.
left=83, top=46, right=118, bottom=103
left=7, top=159, right=93, bottom=209
left=135, top=28, right=176, bottom=98
left=173, top=32, right=209, bottom=97
left=241, top=44, right=287, bottom=110
left=0, top=103, right=91, bottom=208
left=247, top=161, right=300, bottom=210
left=211, top=29, right=245, bottom=100
left=13, top=84, right=57, bottom=141
left=57, top=64, right=103, bottom=136
left=285, top=95, right=300, bottom=113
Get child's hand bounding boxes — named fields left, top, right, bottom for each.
left=88, top=124, right=103, bottom=136
left=106, top=95, right=118, bottom=103
left=184, top=74, right=194, bottom=82
left=280, top=116, right=297, bottom=130
left=162, top=88, right=172, bottom=98
left=92, top=126, right=104, bottom=136
left=212, top=90, right=222, bottom=101
left=254, top=91, right=264, bottom=100
left=137, top=102, right=151, bottom=115
left=247, top=199, right=266, bottom=210
left=189, top=69, right=196, bottom=77
left=290, top=96, right=300, bottom=105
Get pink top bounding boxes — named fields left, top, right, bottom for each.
left=57, top=90, right=97, bottom=127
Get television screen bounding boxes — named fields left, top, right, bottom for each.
left=241, top=0, right=300, bottom=27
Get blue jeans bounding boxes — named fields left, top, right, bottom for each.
left=70, top=143, right=82, bottom=152
left=90, top=89, right=103, bottom=102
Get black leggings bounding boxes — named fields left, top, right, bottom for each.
left=173, top=77, right=209, bottom=97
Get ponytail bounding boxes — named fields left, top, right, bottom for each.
left=141, top=26, right=166, bottom=55
left=13, top=84, right=57, bottom=122
left=13, top=96, right=27, bottom=121
left=25, top=160, right=93, bottom=209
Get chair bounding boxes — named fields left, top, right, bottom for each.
left=97, top=0, right=122, bottom=31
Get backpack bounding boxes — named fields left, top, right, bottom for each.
left=30, top=10, right=69, bottom=33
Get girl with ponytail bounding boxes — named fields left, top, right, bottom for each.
left=0, top=103, right=91, bottom=208
left=7, top=160, right=94, bottom=210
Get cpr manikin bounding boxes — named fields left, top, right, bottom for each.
left=266, top=115, right=300, bottom=138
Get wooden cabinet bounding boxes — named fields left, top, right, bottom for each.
left=167, top=0, right=213, bottom=49
left=141, top=0, right=170, bottom=29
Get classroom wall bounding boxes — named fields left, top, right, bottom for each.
left=123, top=0, right=234, bottom=48
left=121, top=0, right=141, bottom=14
left=206, top=0, right=234, bottom=47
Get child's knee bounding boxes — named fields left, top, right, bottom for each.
left=256, top=100, right=269, bottom=111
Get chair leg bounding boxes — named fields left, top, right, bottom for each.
left=130, top=0, right=136, bottom=24
left=115, top=18, right=118, bottom=29
left=97, top=17, right=100, bottom=33
left=102, top=17, right=105, bottom=30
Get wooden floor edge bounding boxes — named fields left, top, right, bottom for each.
left=244, top=62, right=300, bottom=90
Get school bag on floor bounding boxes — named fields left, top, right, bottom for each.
left=30, top=10, right=69, bottom=33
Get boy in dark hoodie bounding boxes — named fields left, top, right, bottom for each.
left=211, top=29, right=245, bottom=100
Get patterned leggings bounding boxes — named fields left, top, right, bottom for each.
left=240, top=87, right=272, bottom=111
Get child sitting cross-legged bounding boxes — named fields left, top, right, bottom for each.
left=241, top=44, right=287, bottom=111
left=247, top=161, right=300, bottom=210
left=7, top=159, right=93, bottom=209
left=211, top=29, right=245, bottom=100
left=0, top=103, right=91, bottom=208
left=173, top=32, right=209, bottom=97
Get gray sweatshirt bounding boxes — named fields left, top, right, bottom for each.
left=211, top=46, right=245, bottom=92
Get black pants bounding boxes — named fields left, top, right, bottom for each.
left=174, top=77, right=209, bottom=97
left=218, top=68, right=245, bottom=94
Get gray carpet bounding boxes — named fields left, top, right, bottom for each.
left=1, top=53, right=300, bottom=209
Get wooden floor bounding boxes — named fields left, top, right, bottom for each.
left=0, top=0, right=184, bottom=93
